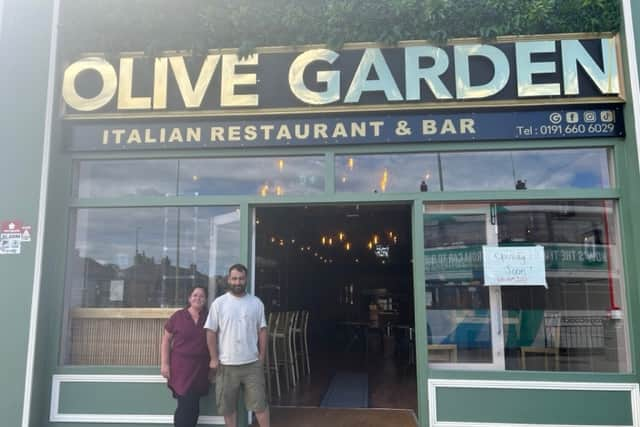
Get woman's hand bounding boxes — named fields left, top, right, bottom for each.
left=160, top=363, right=170, bottom=379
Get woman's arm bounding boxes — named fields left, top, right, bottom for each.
left=160, top=329, right=172, bottom=379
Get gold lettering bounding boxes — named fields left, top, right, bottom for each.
left=186, top=127, right=201, bottom=142
left=369, top=121, right=384, bottom=137
left=332, top=122, right=348, bottom=138
left=440, top=119, right=457, bottom=134
left=294, top=124, right=310, bottom=139
left=103, top=129, right=109, bottom=145
left=276, top=125, right=292, bottom=140
left=245, top=126, right=257, bottom=140
left=153, top=57, right=168, bottom=109
left=159, top=128, right=166, bottom=143
left=210, top=127, right=225, bottom=141
left=460, top=118, right=475, bottom=134
left=62, top=57, right=117, bottom=111
left=168, top=128, right=183, bottom=143
left=228, top=126, right=241, bottom=141
left=351, top=122, right=367, bottom=137
left=314, top=123, right=328, bottom=139
left=169, top=55, right=220, bottom=108
left=127, top=129, right=143, bottom=144
left=221, top=54, right=259, bottom=107
left=118, top=58, right=152, bottom=110
left=144, top=128, right=157, bottom=143
left=422, top=120, right=437, bottom=135
left=260, top=125, right=275, bottom=140
left=112, top=129, right=126, bottom=144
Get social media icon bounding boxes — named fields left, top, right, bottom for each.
left=584, top=111, right=596, bottom=123
left=600, top=111, right=614, bottom=123
left=566, top=112, right=579, bottom=123
left=549, top=112, right=562, bottom=124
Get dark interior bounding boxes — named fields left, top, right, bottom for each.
left=254, top=204, right=417, bottom=410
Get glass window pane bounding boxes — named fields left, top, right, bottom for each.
left=337, top=148, right=611, bottom=193
left=336, top=153, right=440, bottom=193
left=63, top=206, right=240, bottom=365
left=75, top=160, right=179, bottom=197
left=178, top=157, right=325, bottom=196
left=498, top=201, right=628, bottom=372
left=424, top=209, right=493, bottom=364
left=423, top=200, right=630, bottom=372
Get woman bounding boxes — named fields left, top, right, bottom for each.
left=161, top=286, right=211, bottom=427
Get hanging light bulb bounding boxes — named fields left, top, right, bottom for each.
left=345, top=242, right=351, bottom=251
left=368, top=241, right=373, bottom=250
left=275, top=186, right=283, bottom=196
left=380, top=168, right=388, bottom=192
left=260, top=185, right=269, bottom=197
left=322, top=236, right=326, bottom=245
left=328, top=237, right=333, bottom=245
left=339, top=232, right=344, bottom=241
left=348, top=157, right=354, bottom=170
left=373, top=235, right=379, bottom=245
left=278, top=159, right=285, bottom=171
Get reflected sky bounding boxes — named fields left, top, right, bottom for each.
left=76, top=160, right=178, bottom=197
left=179, top=157, right=325, bottom=196
left=74, top=206, right=240, bottom=276
left=336, top=148, right=610, bottom=193
left=76, top=157, right=325, bottom=198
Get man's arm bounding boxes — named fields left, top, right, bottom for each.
left=206, top=330, right=219, bottom=369
left=258, top=326, right=268, bottom=364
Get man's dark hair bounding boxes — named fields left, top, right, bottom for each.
left=228, top=263, right=248, bottom=275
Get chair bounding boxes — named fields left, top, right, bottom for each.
left=265, top=312, right=281, bottom=398
left=520, top=311, right=561, bottom=370
left=293, top=310, right=311, bottom=378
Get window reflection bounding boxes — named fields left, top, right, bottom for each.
left=75, top=156, right=326, bottom=198
left=179, top=157, right=325, bottom=196
left=423, top=200, right=630, bottom=372
left=75, top=160, right=179, bottom=198
left=337, top=148, right=610, bottom=193
left=336, top=153, right=440, bottom=193
left=64, top=206, right=240, bottom=365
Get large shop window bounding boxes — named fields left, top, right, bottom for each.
left=336, top=148, right=611, bottom=193
left=423, top=201, right=629, bottom=372
left=62, top=206, right=240, bottom=365
left=74, top=156, right=325, bottom=198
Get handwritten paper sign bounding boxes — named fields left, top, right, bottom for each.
left=482, top=245, right=547, bottom=287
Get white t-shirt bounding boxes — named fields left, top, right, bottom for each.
left=204, top=292, right=267, bottom=365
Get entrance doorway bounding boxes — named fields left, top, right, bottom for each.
left=252, top=203, right=417, bottom=412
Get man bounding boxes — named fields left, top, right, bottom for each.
left=205, top=264, right=270, bottom=427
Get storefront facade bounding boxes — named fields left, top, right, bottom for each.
left=4, top=2, right=640, bottom=427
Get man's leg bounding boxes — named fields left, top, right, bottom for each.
left=223, top=412, right=237, bottom=427
left=254, top=407, right=270, bottom=427
left=244, top=362, right=270, bottom=427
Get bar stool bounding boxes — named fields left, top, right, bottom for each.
left=270, top=311, right=296, bottom=390
left=293, top=310, right=310, bottom=379
left=265, top=312, right=281, bottom=398
left=301, top=310, right=311, bottom=376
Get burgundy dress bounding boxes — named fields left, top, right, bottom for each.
left=165, top=308, right=210, bottom=397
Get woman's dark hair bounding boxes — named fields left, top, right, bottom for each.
left=185, top=285, right=209, bottom=310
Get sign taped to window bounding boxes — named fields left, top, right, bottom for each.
left=482, top=245, right=547, bottom=287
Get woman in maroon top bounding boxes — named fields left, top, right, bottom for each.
left=161, top=286, right=211, bottom=427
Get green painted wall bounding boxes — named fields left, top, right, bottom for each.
left=0, top=1, right=54, bottom=427
left=436, top=387, right=633, bottom=425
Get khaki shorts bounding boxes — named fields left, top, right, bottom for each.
left=215, top=361, right=268, bottom=415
